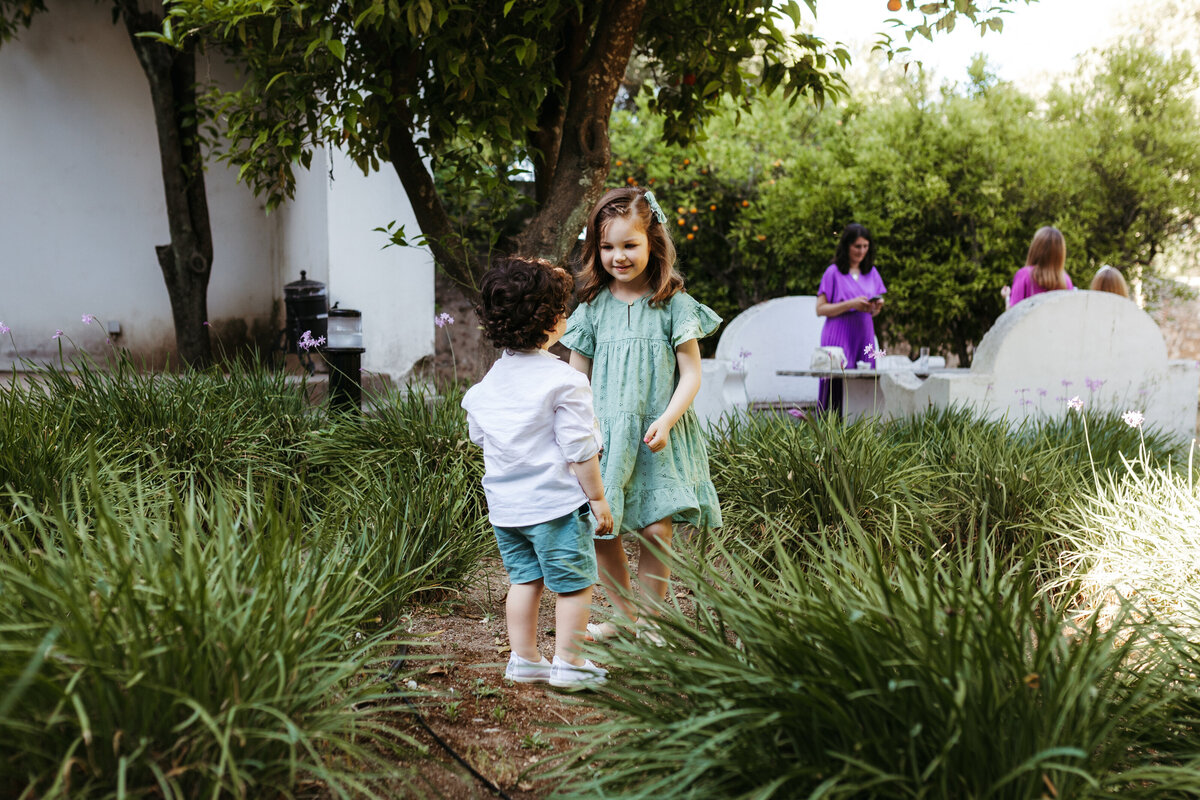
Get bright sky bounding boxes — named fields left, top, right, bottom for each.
left=810, top=0, right=1129, bottom=88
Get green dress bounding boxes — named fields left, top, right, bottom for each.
left=561, top=289, right=724, bottom=537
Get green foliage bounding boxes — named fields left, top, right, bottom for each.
left=0, top=353, right=493, bottom=796
left=706, top=405, right=1185, bottom=558
left=611, top=45, right=1200, bottom=362
left=551, top=528, right=1200, bottom=799
left=0, top=474, right=419, bottom=798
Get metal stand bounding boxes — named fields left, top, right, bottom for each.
left=324, top=347, right=366, bottom=412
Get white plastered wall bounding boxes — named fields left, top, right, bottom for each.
left=0, top=0, right=432, bottom=380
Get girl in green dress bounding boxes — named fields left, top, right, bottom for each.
left=561, top=187, right=723, bottom=640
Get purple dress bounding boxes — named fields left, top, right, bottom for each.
left=817, top=264, right=887, bottom=412
left=1009, top=265, right=1073, bottom=306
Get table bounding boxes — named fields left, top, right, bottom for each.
left=776, top=367, right=948, bottom=420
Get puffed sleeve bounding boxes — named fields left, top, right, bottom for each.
left=554, top=373, right=603, bottom=463
left=670, top=292, right=722, bottom=348
left=559, top=301, right=594, bottom=358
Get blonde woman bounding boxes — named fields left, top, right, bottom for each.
left=1007, top=226, right=1073, bottom=306
left=1090, top=265, right=1130, bottom=298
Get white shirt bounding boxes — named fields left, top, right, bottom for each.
left=461, top=349, right=602, bottom=527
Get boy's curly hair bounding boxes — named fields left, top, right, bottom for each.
left=476, top=257, right=574, bottom=351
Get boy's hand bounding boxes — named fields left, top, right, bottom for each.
left=589, top=497, right=614, bottom=534
left=643, top=417, right=672, bottom=452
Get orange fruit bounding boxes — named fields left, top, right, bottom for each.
left=691, top=224, right=699, bottom=231
left=677, top=218, right=686, bottom=226
left=677, top=206, right=686, bottom=214
left=887, top=0, right=901, bottom=10
left=709, top=204, right=717, bottom=211
left=686, top=233, right=695, bottom=240
left=615, top=160, right=623, bottom=166
left=689, top=207, right=697, bottom=213
left=683, top=158, right=691, bottom=165
left=741, top=200, right=750, bottom=207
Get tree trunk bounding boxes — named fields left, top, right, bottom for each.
left=514, top=0, right=647, bottom=264
left=117, top=0, right=213, bottom=367
left=387, top=119, right=479, bottom=294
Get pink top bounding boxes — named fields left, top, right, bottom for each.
left=1009, top=265, right=1073, bottom=306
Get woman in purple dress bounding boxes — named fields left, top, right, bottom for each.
left=815, top=223, right=886, bottom=414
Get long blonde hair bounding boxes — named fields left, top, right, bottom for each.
left=1090, top=265, right=1129, bottom=298
left=1026, top=226, right=1068, bottom=291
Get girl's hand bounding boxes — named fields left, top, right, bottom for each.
left=589, top=497, right=614, bottom=534
left=847, top=297, right=874, bottom=313
left=643, top=417, right=672, bottom=452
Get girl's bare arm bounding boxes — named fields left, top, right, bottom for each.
left=568, top=351, right=592, bottom=379
left=644, top=338, right=702, bottom=453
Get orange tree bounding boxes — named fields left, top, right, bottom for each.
left=611, top=48, right=1200, bottom=362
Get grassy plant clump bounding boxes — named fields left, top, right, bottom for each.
left=305, top=385, right=492, bottom=606
left=0, top=351, right=314, bottom=507
left=707, top=405, right=1186, bottom=562
left=553, top=527, right=1200, bottom=799
left=0, top=474, right=417, bottom=798
left=1055, top=452, right=1200, bottom=626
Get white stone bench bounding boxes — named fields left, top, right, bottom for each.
left=880, top=291, right=1199, bottom=441
left=694, top=296, right=825, bottom=425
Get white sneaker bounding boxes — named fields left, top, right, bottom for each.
left=549, top=656, right=608, bottom=690
left=504, top=653, right=552, bottom=684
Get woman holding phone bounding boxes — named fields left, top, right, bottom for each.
left=815, top=222, right=886, bottom=414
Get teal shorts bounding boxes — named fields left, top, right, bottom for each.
left=493, top=505, right=598, bottom=594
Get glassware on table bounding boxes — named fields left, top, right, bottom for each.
left=917, top=347, right=930, bottom=371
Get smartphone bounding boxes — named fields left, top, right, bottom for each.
left=868, top=295, right=883, bottom=303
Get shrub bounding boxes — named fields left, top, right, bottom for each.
left=552, top=527, right=1200, bottom=799
left=0, top=473, right=419, bottom=798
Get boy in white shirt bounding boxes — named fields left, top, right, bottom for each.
left=462, top=256, right=614, bottom=689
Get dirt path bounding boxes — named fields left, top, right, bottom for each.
left=394, top=557, right=619, bottom=799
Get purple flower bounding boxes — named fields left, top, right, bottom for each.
left=435, top=312, right=455, bottom=328
left=203, top=321, right=211, bottom=327
left=1037, top=388, right=1048, bottom=397
left=0, top=322, right=8, bottom=335
left=1055, top=396, right=1066, bottom=403
left=1122, top=410, right=1144, bottom=429
left=81, top=314, right=96, bottom=325
left=863, top=343, right=885, bottom=360
left=1067, top=396, right=1084, bottom=411
left=731, top=348, right=752, bottom=372
left=1061, top=379, right=1072, bottom=388
left=1020, top=398, right=1033, bottom=408
left=52, top=329, right=63, bottom=340
left=297, top=330, right=326, bottom=351
left=787, top=408, right=805, bottom=419
left=1085, top=377, right=1106, bottom=393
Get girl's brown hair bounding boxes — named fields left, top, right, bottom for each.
left=1090, top=265, right=1129, bottom=298
left=1026, top=226, right=1068, bottom=291
left=575, top=187, right=684, bottom=307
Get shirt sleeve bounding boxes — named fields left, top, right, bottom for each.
left=559, top=302, right=595, bottom=358
left=461, top=393, right=485, bottom=448
left=554, top=375, right=602, bottom=464
left=1009, top=267, right=1031, bottom=305
left=670, top=293, right=723, bottom=348
left=818, top=265, right=839, bottom=301
left=1064, top=272, right=1074, bottom=290
left=872, top=268, right=887, bottom=296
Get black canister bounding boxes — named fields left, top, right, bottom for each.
left=283, top=271, right=328, bottom=353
